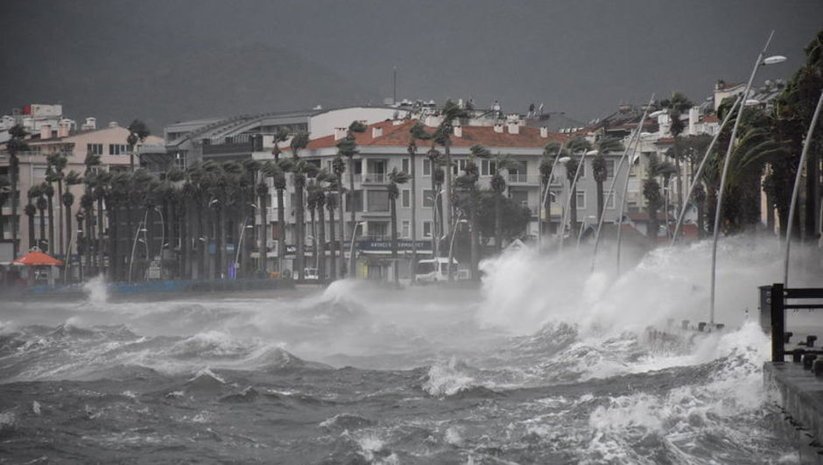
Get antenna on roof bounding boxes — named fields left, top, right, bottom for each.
left=393, top=66, right=398, bottom=106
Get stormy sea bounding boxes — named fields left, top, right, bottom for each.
left=0, top=237, right=814, bottom=464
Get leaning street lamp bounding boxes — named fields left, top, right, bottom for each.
left=783, top=91, right=823, bottom=287
left=709, top=30, right=785, bottom=324
left=348, top=221, right=366, bottom=279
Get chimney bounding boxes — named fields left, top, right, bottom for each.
left=507, top=121, right=520, bottom=135
left=81, top=117, right=96, bottom=131
left=453, top=125, right=462, bottom=138
left=334, top=127, right=347, bottom=141
left=40, top=124, right=51, bottom=140
left=540, top=127, right=549, bottom=138
left=493, top=122, right=504, bottom=133
left=58, top=119, right=71, bottom=137
left=372, top=126, right=383, bottom=138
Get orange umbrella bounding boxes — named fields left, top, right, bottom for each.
left=12, top=251, right=64, bottom=266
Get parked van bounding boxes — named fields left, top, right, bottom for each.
left=414, top=258, right=465, bottom=282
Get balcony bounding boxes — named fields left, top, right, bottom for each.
left=507, top=173, right=540, bottom=185
left=355, top=173, right=388, bottom=184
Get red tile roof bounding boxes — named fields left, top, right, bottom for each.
left=703, top=115, right=719, bottom=123
left=303, top=119, right=568, bottom=151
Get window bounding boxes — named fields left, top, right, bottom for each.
left=345, top=190, right=363, bottom=212
left=32, top=165, right=48, bottom=179
left=402, top=159, right=410, bottom=174
left=367, top=190, right=389, bottom=212
left=452, top=159, right=467, bottom=175
left=368, top=221, right=388, bottom=238
left=423, top=221, right=433, bottom=238
left=401, top=189, right=410, bottom=208
left=108, top=144, right=129, bottom=155
left=576, top=190, right=586, bottom=209
left=423, top=159, right=432, bottom=176
left=87, top=143, right=103, bottom=155
left=606, top=159, right=615, bottom=178
left=402, top=220, right=410, bottom=238
left=481, top=160, right=497, bottom=176
left=578, top=160, right=586, bottom=178
left=511, top=190, right=528, bottom=209
left=423, top=189, right=435, bottom=208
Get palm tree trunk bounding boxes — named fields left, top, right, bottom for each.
left=295, top=181, right=305, bottom=280
left=97, top=196, right=105, bottom=276
left=259, top=192, right=268, bottom=274
left=409, top=151, right=418, bottom=277
left=336, top=178, right=345, bottom=278
left=65, top=201, right=72, bottom=278
left=38, top=208, right=46, bottom=245
left=444, top=140, right=452, bottom=239
left=10, top=162, right=18, bottom=258
left=596, top=180, right=605, bottom=221
left=390, top=194, right=399, bottom=284
left=569, top=183, right=578, bottom=238
left=431, top=171, right=438, bottom=258
left=27, top=211, right=35, bottom=252
left=347, top=156, right=356, bottom=277
left=57, top=179, right=64, bottom=256
left=310, top=205, right=317, bottom=272
left=318, top=203, right=326, bottom=282
left=495, top=193, right=502, bottom=253
left=277, top=188, right=286, bottom=274
left=328, top=204, right=337, bottom=280
left=470, top=188, right=479, bottom=281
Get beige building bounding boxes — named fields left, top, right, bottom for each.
left=0, top=124, right=163, bottom=262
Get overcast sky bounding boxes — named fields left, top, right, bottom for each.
left=2, top=0, right=821, bottom=130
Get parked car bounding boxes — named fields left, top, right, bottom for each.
left=303, top=268, right=319, bottom=281
left=414, top=258, right=464, bottom=283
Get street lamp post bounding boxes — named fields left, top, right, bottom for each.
left=783, top=90, right=823, bottom=287
left=710, top=31, right=785, bottom=324
left=591, top=94, right=655, bottom=271
left=128, top=222, right=148, bottom=283
left=154, top=206, right=164, bottom=260
left=429, top=189, right=446, bottom=259
left=559, top=150, right=596, bottom=250
left=538, top=143, right=565, bottom=249
left=670, top=94, right=743, bottom=245
left=234, top=219, right=255, bottom=279
left=447, top=215, right=467, bottom=281
left=348, top=221, right=366, bottom=279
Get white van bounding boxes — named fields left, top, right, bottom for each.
left=414, top=258, right=464, bottom=282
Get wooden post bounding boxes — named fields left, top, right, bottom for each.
left=771, top=282, right=785, bottom=362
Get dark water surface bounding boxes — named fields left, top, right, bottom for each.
left=0, top=241, right=807, bottom=464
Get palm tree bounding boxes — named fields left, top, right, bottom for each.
left=564, top=138, right=592, bottom=238
left=307, top=171, right=333, bottom=281
left=408, top=122, right=431, bottom=273
left=272, top=161, right=288, bottom=275
left=25, top=185, right=40, bottom=252
left=6, top=125, right=29, bottom=258
left=331, top=155, right=346, bottom=277
left=257, top=161, right=275, bottom=275
left=126, top=119, right=150, bottom=172
left=643, top=153, right=676, bottom=240
left=0, top=175, right=10, bottom=241
left=46, top=153, right=68, bottom=255
left=93, top=170, right=111, bottom=275
left=325, top=183, right=339, bottom=280
left=454, top=153, right=481, bottom=280
left=289, top=131, right=310, bottom=280
left=387, top=167, right=410, bottom=284
left=337, top=121, right=366, bottom=276
left=661, top=92, right=694, bottom=213
left=434, top=100, right=469, bottom=239
left=427, top=147, right=445, bottom=257
left=43, top=171, right=56, bottom=253
left=591, top=137, right=624, bottom=221
left=35, top=183, right=48, bottom=248
left=539, top=142, right=566, bottom=236
left=105, top=171, right=129, bottom=280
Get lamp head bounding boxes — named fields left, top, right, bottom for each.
left=585, top=150, right=598, bottom=156
left=762, top=55, right=787, bottom=66
left=558, top=156, right=571, bottom=164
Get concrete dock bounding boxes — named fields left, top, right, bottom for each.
left=765, top=361, right=823, bottom=463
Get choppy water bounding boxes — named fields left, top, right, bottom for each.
left=0, top=237, right=815, bottom=464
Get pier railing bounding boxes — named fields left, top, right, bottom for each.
left=768, top=283, right=823, bottom=362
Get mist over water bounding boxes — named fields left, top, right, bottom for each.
left=0, top=235, right=809, bottom=463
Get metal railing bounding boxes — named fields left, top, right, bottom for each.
left=767, top=283, right=823, bottom=362
left=355, top=173, right=387, bottom=184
